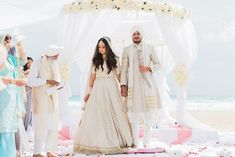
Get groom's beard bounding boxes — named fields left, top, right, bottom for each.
left=133, top=38, right=142, bottom=45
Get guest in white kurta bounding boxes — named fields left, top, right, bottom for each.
left=28, top=45, right=63, bottom=157
left=120, top=26, right=161, bottom=147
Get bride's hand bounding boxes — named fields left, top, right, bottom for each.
left=84, top=93, right=90, bottom=103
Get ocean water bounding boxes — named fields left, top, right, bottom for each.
left=69, top=95, right=235, bottom=111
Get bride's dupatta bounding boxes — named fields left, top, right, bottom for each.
left=79, top=62, right=95, bottom=126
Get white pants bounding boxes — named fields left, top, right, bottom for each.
left=33, top=129, right=57, bottom=154
left=129, top=112, right=155, bottom=146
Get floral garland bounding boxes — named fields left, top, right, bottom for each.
left=174, top=64, right=189, bottom=87
left=63, top=0, right=191, bottom=19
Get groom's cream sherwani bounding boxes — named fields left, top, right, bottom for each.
left=120, top=42, right=161, bottom=146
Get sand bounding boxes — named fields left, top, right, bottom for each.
left=169, top=110, right=235, bottom=132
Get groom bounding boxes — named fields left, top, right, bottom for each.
left=120, top=26, right=161, bottom=148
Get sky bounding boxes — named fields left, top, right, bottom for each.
left=164, top=0, right=235, bottom=97
left=1, top=0, right=235, bottom=97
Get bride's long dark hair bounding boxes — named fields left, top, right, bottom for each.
left=92, top=37, right=117, bottom=74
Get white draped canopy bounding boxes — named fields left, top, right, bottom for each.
left=57, top=0, right=199, bottom=128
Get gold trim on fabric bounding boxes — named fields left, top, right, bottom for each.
left=32, top=88, right=38, bottom=113
left=74, top=144, right=128, bottom=155
left=127, top=88, right=133, bottom=100
left=146, top=96, right=156, bottom=109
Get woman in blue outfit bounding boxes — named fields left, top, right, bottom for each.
left=0, top=32, right=26, bottom=157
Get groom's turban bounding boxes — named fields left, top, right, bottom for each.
left=130, top=25, right=144, bottom=36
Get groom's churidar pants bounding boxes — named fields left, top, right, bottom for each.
left=129, top=111, right=155, bottom=146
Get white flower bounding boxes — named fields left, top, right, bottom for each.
left=217, top=148, right=232, bottom=157
left=168, top=149, right=184, bottom=157
left=63, top=0, right=191, bottom=19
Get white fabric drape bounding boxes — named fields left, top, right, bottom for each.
left=153, top=44, right=175, bottom=124
left=156, top=14, right=211, bottom=129
left=57, top=8, right=210, bottom=130
left=156, top=14, right=197, bottom=67
left=58, top=10, right=164, bottom=98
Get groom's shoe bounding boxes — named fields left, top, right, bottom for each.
left=133, top=139, right=139, bottom=148
left=131, top=143, right=137, bottom=148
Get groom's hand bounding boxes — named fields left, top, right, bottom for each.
left=121, top=85, right=128, bottom=97
left=139, top=65, right=151, bottom=73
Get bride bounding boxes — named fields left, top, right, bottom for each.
left=73, top=37, right=133, bottom=155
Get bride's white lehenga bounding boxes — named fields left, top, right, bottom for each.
left=74, top=59, right=133, bottom=155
